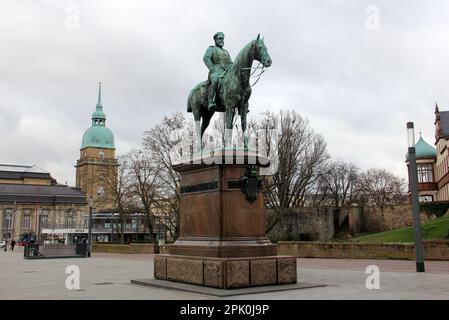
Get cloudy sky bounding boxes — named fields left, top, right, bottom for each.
left=1, top=0, right=448, bottom=185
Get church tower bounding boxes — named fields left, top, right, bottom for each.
left=75, top=83, right=118, bottom=210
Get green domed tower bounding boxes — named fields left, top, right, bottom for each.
left=406, top=133, right=437, bottom=202
left=75, top=83, right=118, bottom=210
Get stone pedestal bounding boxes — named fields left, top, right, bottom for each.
left=154, top=149, right=297, bottom=288
left=155, top=255, right=297, bottom=289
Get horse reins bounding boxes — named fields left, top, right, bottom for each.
left=241, top=62, right=266, bottom=87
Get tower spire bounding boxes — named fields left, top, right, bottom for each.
left=97, top=82, right=102, bottom=108
left=91, top=82, right=106, bottom=126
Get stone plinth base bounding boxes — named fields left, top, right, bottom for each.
left=167, top=239, right=277, bottom=258
left=154, top=254, right=297, bottom=289
left=131, top=278, right=325, bottom=297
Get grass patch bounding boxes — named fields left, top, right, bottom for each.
left=352, top=214, right=449, bottom=243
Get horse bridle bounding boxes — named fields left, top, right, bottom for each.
left=240, top=40, right=267, bottom=87
left=241, top=62, right=266, bottom=87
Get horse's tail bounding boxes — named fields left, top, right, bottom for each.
left=187, top=82, right=205, bottom=114
left=187, top=94, right=192, bottom=113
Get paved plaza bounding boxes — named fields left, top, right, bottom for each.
left=1, top=246, right=448, bottom=300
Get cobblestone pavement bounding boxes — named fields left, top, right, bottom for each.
left=1, top=247, right=448, bottom=300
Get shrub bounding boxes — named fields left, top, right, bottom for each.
left=420, top=201, right=449, bottom=218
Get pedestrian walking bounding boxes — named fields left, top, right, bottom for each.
left=10, top=240, right=16, bottom=251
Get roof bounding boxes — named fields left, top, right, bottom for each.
left=0, top=164, right=49, bottom=174
left=439, top=111, right=449, bottom=137
left=415, top=136, right=437, bottom=159
left=0, top=164, right=53, bottom=181
left=405, top=136, right=437, bottom=161
left=81, top=83, right=115, bottom=149
left=81, top=126, right=115, bottom=149
left=0, top=184, right=87, bottom=205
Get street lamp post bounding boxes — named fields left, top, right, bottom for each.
left=87, top=196, right=93, bottom=257
left=3, top=214, right=6, bottom=252
left=36, top=209, right=41, bottom=244
left=407, top=122, right=425, bottom=272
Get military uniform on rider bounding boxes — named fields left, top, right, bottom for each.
left=203, top=32, right=233, bottom=112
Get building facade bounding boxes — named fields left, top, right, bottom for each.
left=406, top=104, right=449, bottom=202
left=433, top=104, right=449, bottom=200
left=0, top=164, right=87, bottom=243
left=406, top=135, right=438, bottom=202
left=75, top=83, right=118, bottom=210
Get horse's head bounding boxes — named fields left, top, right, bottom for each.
left=252, top=34, right=272, bottom=67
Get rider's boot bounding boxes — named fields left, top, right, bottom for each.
left=208, top=79, right=218, bottom=112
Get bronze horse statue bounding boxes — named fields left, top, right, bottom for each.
left=187, top=34, right=272, bottom=149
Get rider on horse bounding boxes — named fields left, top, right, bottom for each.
left=203, top=32, right=233, bottom=112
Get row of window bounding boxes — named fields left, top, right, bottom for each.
left=417, top=164, right=434, bottom=183
left=2, top=211, right=82, bottom=230
left=3, top=213, right=32, bottom=229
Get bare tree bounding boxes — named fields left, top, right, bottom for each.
left=142, top=112, right=186, bottom=240
left=260, top=110, right=329, bottom=233
left=319, top=160, right=359, bottom=208
left=357, top=168, right=407, bottom=207
left=97, top=155, right=135, bottom=244
left=357, top=168, right=407, bottom=229
left=126, top=149, right=161, bottom=243
left=317, top=160, right=359, bottom=233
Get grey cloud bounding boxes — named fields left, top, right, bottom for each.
left=1, top=0, right=449, bottom=185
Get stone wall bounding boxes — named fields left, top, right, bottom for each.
left=266, top=208, right=335, bottom=242
left=265, top=202, right=447, bottom=242
left=277, top=240, right=449, bottom=260
left=92, top=243, right=159, bottom=254
left=349, top=204, right=439, bottom=234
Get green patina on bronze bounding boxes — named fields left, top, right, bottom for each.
left=241, top=165, right=262, bottom=203
left=204, top=32, right=233, bottom=112
left=187, top=33, right=272, bottom=149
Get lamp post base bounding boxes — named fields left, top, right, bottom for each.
left=416, top=262, right=425, bottom=272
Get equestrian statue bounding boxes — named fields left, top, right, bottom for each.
left=187, top=32, right=272, bottom=149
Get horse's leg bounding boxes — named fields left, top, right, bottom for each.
left=201, top=111, right=212, bottom=147
left=193, top=104, right=201, bottom=153
left=241, top=102, right=249, bottom=150
left=225, top=106, right=235, bottom=148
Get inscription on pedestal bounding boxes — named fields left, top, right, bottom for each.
left=181, top=181, right=218, bottom=194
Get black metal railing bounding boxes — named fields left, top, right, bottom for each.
left=23, top=243, right=88, bottom=259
